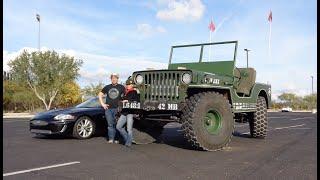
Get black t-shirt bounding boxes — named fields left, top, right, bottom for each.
left=121, top=90, right=140, bottom=115
left=123, top=90, right=140, bottom=102
left=101, top=84, right=125, bottom=109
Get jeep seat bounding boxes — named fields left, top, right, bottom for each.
left=233, top=68, right=256, bottom=95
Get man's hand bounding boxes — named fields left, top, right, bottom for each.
left=98, top=91, right=109, bottom=109
left=102, top=103, right=109, bottom=109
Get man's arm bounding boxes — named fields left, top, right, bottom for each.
left=99, top=89, right=109, bottom=109
left=120, top=85, right=126, bottom=101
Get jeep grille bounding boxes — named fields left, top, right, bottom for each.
left=143, top=72, right=182, bottom=101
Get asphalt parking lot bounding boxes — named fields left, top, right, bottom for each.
left=3, top=112, right=317, bottom=180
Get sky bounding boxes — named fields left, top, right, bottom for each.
left=3, top=0, right=317, bottom=100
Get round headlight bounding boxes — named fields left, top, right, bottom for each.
left=135, top=74, right=143, bottom=85
left=182, top=73, right=192, bottom=84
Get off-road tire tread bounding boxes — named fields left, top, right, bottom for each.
left=181, top=92, right=234, bottom=151
left=250, top=96, right=267, bottom=138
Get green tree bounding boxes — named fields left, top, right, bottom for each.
left=11, top=91, right=39, bottom=112
left=278, top=93, right=297, bottom=107
left=277, top=92, right=317, bottom=110
left=303, top=94, right=317, bottom=110
left=3, top=80, right=41, bottom=112
left=81, top=82, right=105, bottom=98
left=55, top=81, right=82, bottom=108
left=8, top=50, right=83, bottom=110
left=3, top=81, right=15, bottom=108
left=270, top=100, right=282, bottom=109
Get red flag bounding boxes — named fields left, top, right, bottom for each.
left=208, top=20, right=215, bottom=32
left=268, top=10, right=272, bottom=22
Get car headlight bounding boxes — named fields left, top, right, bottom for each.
left=182, top=73, right=192, bottom=84
left=54, top=114, right=75, bottom=121
left=135, top=74, right=143, bottom=85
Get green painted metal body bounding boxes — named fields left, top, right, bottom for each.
left=130, top=41, right=271, bottom=113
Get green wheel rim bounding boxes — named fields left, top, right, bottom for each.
left=203, top=109, right=222, bottom=135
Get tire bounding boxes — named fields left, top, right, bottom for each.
left=132, top=119, right=164, bottom=144
left=72, top=116, right=96, bottom=139
left=181, top=92, right=234, bottom=151
left=249, top=96, right=267, bottom=138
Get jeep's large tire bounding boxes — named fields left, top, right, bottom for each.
left=181, top=92, right=234, bottom=151
left=132, top=120, right=164, bottom=144
left=249, top=96, right=267, bottom=138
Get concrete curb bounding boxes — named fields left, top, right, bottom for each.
left=3, top=113, right=35, bottom=119
left=3, top=115, right=34, bottom=119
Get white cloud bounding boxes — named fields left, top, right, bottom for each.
left=136, top=23, right=167, bottom=37
left=156, top=0, right=205, bottom=21
left=79, top=67, right=109, bottom=84
left=3, top=47, right=167, bottom=86
left=3, top=47, right=44, bottom=71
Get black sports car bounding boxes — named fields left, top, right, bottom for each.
left=30, top=97, right=167, bottom=143
left=30, top=97, right=107, bottom=139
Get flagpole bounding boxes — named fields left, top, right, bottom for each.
left=268, top=20, right=272, bottom=61
left=209, top=29, right=212, bottom=61
left=209, top=17, right=213, bottom=61
left=268, top=10, right=272, bottom=62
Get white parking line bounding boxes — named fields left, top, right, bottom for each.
left=3, top=161, right=80, bottom=177
left=291, top=117, right=314, bottom=121
left=274, top=124, right=305, bottom=130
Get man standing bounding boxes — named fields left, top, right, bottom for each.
left=99, top=73, right=125, bottom=143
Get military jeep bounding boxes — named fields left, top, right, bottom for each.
left=124, top=41, right=271, bottom=151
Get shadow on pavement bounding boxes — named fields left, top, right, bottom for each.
left=32, top=134, right=74, bottom=140
left=157, top=127, right=203, bottom=151
left=232, top=131, right=252, bottom=138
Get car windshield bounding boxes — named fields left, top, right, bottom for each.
left=76, top=97, right=103, bottom=108
left=170, top=41, right=237, bottom=64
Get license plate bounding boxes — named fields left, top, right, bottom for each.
left=122, top=102, right=141, bottom=109
left=122, top=102, right=178, bottom=110
left=156, top=103, right=178, bottom=110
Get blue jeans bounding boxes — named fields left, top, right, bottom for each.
left=116, top=114, right=134, bottom=146
left=105, top=108, right=118, bottom=141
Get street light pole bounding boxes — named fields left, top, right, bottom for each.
left=36, top=14, right=40, bottom=52
left=311, top=76, right=313, bottom=95
left=244, top=49, right=251, bottom=68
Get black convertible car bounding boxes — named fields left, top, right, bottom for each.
left=30, top=97, right=164, bottom=143
left=30, top=97, right=107, bottom=139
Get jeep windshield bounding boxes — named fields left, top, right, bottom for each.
left=169, top=41, right=238, bottom=64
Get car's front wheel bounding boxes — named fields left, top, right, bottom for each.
left=72, top=116, right=96, bottom=139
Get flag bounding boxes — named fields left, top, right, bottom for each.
left=268, top=11, right=272, bottom=22
left=36, top=14, right=40, bottom=22
left=208, top=20, right=215, bottom=32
